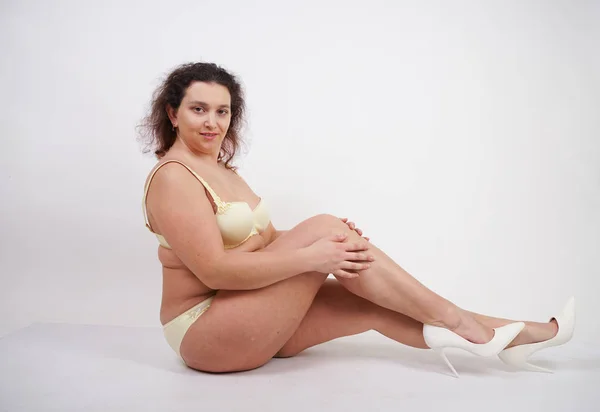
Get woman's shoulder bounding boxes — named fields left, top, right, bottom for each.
left=144, top=156, right=176, bottom=183
left=143, top=156, right=200, bottom=192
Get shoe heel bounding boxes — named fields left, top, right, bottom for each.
left=433, top=348, right=460, bottom=378
left=498, top=349, right=554, bottom=373
left=522, top=362, right=553, bottom=373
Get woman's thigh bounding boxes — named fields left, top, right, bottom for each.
left=180, top=214, right=351, bottom=372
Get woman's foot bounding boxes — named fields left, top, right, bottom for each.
left=505, top=320, right=559, bottom=348
left=498, top=297, right=574, bottom=373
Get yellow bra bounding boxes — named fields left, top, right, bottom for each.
left=142, top=160, right=271, bottom=249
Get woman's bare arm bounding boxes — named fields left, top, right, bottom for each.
left=146, top=163, right=313, bottom=290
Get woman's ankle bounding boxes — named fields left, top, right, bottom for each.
left=430, top=302, right=462, bottom=330
left=424, top=302, right=494, bottom=344
left=448, top=307, right=495, bottom=344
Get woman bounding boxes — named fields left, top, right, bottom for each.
left=139, top=62, right=574, bottom=377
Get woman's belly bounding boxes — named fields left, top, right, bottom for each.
left=157, top=234, right=268, bottom=324
left=158, top=247, right=215, bottom=325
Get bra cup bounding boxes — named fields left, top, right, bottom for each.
left=216, top=203, right=255, bottom=246
left=143, top=160, right=272, bottom=249
left=253, top=199, right=270, bottom=232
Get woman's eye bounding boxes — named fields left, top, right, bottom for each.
left=219, top=110, right=228, bottom=115
left=194, top=107, right=204, bottom=112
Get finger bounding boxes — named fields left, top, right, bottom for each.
left=341, top=261, right=371, bottom=271
left=340, top=217, right=348, bottom=222
left=345, top=241, right=369, bottom=251
left=332, top=270, right=359, bottom=279
left=344, top=252, right=375, bottom=262
left=331, top=233, right=348, bottom=242
left=344, top=241, right=369, bottom=251
left=364, top=236, right=370, bottom=241
left=355, top=228, right=363, bottom=235
left=348, top=222, right=355, bottom=230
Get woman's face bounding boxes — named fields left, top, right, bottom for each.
left=169, top=81, right=232, bottom=157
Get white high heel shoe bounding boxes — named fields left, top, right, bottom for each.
left=423, top=322, right=525, bottom=378
left=498, top=296, right=575, bottom=373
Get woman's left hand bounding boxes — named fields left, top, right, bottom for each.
left=340, top=217, right=370, bottom=242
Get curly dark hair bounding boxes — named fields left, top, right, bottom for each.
left=137, top=62, right=247, bottom=170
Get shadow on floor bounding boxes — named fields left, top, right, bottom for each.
left=3, top=322, right=598, bottom=378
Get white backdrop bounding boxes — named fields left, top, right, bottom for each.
left=1, top=0, right=598, bottom=343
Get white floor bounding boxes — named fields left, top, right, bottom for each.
left=1, top=323, right=598, bottom=412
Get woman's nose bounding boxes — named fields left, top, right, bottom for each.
left=205, top=112, right=217, bottom=128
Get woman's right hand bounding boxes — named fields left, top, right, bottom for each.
left=304, top=233, right=374, bottom=278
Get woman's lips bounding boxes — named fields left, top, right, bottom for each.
left=200, top=133, right=218, bottom=140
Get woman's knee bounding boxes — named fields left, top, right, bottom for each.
left=271, top=214, right=351, bottom=250
left=305, top=214, right=349, bottom=235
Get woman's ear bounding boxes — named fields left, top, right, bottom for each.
left=166, top=105, right=178, bottom=128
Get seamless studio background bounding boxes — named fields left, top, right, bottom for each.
left=1, top=0, right=599, bottom=345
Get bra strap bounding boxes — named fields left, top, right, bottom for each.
left=142, top=160, right=225, bottom=231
